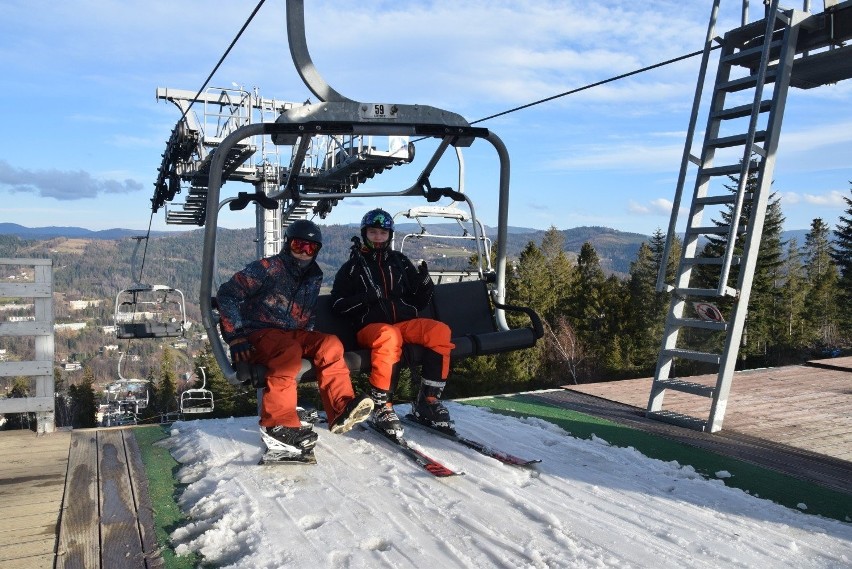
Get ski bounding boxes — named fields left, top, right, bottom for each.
left=362, top=422, right=461, bottom=477
left=259, top=448, right=317, bottom=465
left=402, top=414, right=541, bottom=467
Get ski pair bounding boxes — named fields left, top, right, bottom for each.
left=362, top=421, right=461, bottom=477
left=401, top=414, right=541, bottom=467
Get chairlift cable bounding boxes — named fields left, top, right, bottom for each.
left=135, top=211, right=155, bottom=284
left=174, top=0, right=266, bottom=127
left=470, top=46, right=717, bottom=125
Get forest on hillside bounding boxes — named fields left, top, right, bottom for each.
left=1, top=185, right=851, bottom=428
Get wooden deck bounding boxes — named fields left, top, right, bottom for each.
left=0, top=429, right=70, bottom=569
left=0, top=427, right=163, bottom=569
left=546, top=356, right=852, bottom=494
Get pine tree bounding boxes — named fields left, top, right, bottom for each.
left=695, top=170, right=786, bottom=364
left=831, top=185, right=852, bottom=339
left=564, top=242, right=607, bottom=371
left=158, top=347, right=178, bottom=417
left=802, top=218, right=841, bottom=348
left=626, top=229, right=675, bottom=373
left=741, top=198, right=786, bottom=363
left=780, top=238, right=807, bottom=352
left=70, top=368, right=98, bottom=428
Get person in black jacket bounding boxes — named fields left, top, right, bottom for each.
left=330, top=208, right=455, bottom=438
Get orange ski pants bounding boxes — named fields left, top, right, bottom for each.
left=248, top=328, right=354, bottom=429
left=356, top=318, right=455, bottom=391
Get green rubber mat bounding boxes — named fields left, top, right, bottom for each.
left=133, top=425, right=198, bottom=569
left=463, top=394, right=852, bottom=523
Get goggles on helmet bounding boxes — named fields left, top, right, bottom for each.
left=289, top=238, right=320, bottom=256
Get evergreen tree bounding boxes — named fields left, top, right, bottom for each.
left=802, top=218, right=841, bottom=347
left=780, top=238, right=808, bottom=352
left=158, top=347, right=178, bottom=417
left=70, top=368, right=98, bottom=428
left=831, top=185, right=852, bottom=339
left=54, top=367, right=72, bottom=428
left=741, top=198, right=786, bottom=364
left=565, top=242, right=607, bottom=368
left=1, top=377, right=34, bottom=430
left=695, top=170, right=786, bottom=364
left=626, top=229, right=675, bottom=373
left=504, top=241, right=547, bottom=384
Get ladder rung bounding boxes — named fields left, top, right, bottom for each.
left=674, top=286, right=738, bottom=298
left=718, top=74, right=757, bottom=93
left=699, top=164, right=745, bottom=178
left=646, top=410, right=709, bottom=432
left=712, top=99, right=773, bottom=121
left=661, top=348, right=721, bottom=364
left=694, top=192, right=753, bottom=205
left=686, top=225, right=743, bottom=236
left=721, top=39, right=783, bottom=67
left=708, top=131, right=766, bottom=149
left=681, top=256, right=741, bottom=266
left=654, top=378, right=716, bottom=397
left=671, top=317, right=728, bottom=332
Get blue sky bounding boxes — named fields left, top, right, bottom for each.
left=1, top=0, right=850, bottom=237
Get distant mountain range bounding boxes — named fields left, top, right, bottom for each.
left=0, top=223, right=173, bottom=240
left=0, top=222, right=817, bottom=277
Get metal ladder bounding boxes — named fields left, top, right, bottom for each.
left=648, top=0, right=802, bottom=432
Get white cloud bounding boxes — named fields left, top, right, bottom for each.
left=802, top=190, right=848, bottom=207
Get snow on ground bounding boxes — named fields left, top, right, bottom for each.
left=162, top=402, right=852, bottom=568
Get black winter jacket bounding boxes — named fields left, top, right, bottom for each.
left=330, top=246, right=433, bottom=330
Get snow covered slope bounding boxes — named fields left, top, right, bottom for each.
left=163, top=403, right=851, bottom=568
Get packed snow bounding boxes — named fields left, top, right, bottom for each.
left=163, top=400, right=852, bottom=568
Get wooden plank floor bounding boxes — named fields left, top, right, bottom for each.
left=56, top=428, right=163, bottom=569
left=0, top=429, right=70, bottom=569
left=563, top=356, right=852, bottom=462
left=0, top=427, right=163, bottom=569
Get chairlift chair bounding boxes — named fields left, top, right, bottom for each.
left=394, top=204, right=494, bottom=284
left=102, top=355, right=151, bottom=426
left=180, top=367, right=215, bottom=414
left=114, top=283, right=187, bottom=339
left=187, top=0, right=542, bottom=385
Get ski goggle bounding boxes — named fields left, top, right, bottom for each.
left=289, top=238, right=320, bottom=256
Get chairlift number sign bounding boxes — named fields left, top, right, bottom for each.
left=360, top=103, right=398, bottom=119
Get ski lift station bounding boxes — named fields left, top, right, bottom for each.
left=2, top=2, right=852, bottom=567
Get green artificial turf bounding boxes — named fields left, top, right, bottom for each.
left=133, top=425, right=198, bottom=569
left=464, top=394, right=852, bottom=523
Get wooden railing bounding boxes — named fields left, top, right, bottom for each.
left=0, top=258, right=55, bottom=433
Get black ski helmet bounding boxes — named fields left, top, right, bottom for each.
left=360, top=208, right=393, bottom=247
left=284, top=219, right=322, bottom=251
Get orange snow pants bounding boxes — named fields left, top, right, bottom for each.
left=248, top=328, right=354, bottom=429
left=356, top=318, right=455, bottom=391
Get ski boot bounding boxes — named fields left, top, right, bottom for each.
left=259, top=425, right=318, bottom=464
left=413, top=379, right=454, bottom=434
left=329, top=393, right=374, bottom=434
left=368, top=386, right=404, bottom=439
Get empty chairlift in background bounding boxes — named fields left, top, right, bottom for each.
left=180, top=367, right=215, bottom=415
left=394, top=204, right=494, bottom=284
left=114, top=283, right=187, bottom=339
left=102, top=352, right=152, bottom=426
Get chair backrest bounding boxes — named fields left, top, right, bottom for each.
left=312, top=295, right=359, bottom=351
left=432, top=280, right=496, bottom=337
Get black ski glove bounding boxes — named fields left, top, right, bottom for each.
left=229, top=338, right=254, bottom=363
left=416, top=260, right=431, bottom=289
left=362, top=283, right=383, bottom=303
